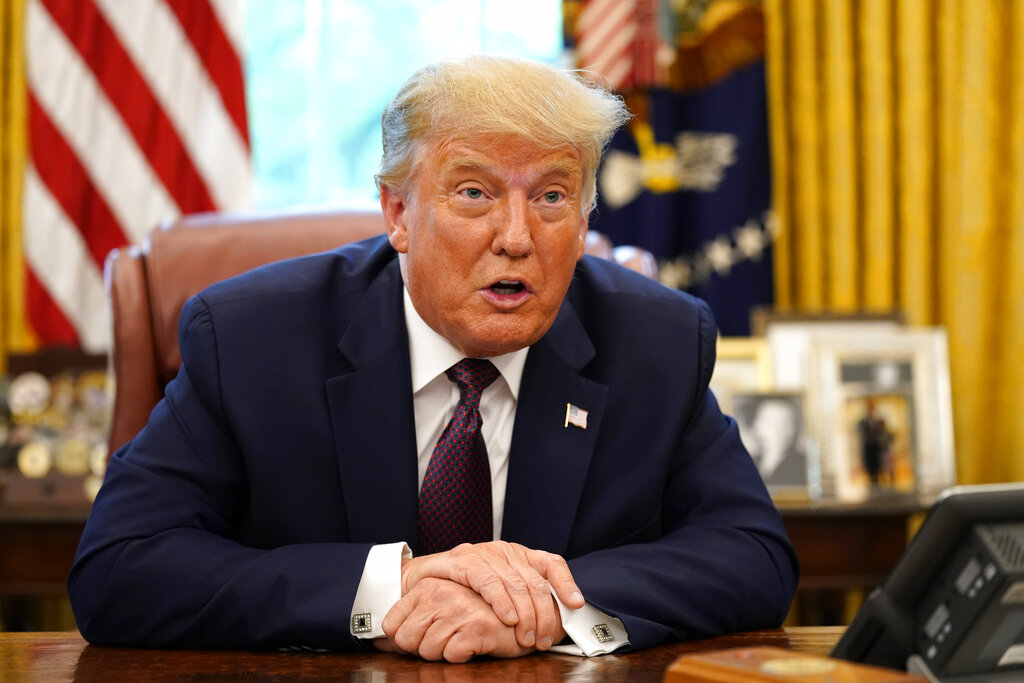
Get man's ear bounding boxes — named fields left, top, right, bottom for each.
left=380, top=184, right=410, bottom=253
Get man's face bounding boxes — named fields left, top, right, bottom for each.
left=381, top=134, right=589, bottom=358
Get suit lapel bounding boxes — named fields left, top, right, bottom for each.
left=324, top=259, right=609, bottom=553
left=326, top=260, right=419, bottom=544
left=501, top=299, right=608, bottom=554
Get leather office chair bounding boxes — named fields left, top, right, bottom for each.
left=104, top=209, right=659, bottom=453
left=105, top=208, right=385, bottom=453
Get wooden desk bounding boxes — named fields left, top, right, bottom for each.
left=0, top=627, right=844, bottom=681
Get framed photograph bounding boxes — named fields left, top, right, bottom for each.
left=732, top=391, right=817, bottom=500
left=709, top=337, right=772, bottom=416
left=763, top=317, right=905, bottom=390
left=805, top=329, right=955, bottom=501
left=750, top=308, right=905, bottom=336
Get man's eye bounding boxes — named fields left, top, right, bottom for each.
left=543, top=191, right=563, bottom=203
left=462, top=188, right=484, bottom=199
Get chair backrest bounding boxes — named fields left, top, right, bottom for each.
left=105, top=208, right=385, bottom=453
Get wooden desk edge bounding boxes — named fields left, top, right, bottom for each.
left=0, top=627, right=847, bottom=681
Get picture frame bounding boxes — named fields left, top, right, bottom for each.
left=805, top=328, right=955, bottom=501
left=709, top=337, right=772, bottom=417
left=731, top=390, right=818, bottom=501
left=750, top=308, right=905, bottom=336
left=763, top=316, right=905, bottom=391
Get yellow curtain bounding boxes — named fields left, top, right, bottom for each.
left=0, top=0, right=35, bottom=374
left=765, top=0, right=1024, bottom=484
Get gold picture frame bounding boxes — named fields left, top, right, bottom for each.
left=710, top=337, right=772, bottom=417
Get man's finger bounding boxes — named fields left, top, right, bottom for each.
left=381, top=592, right=417, bottom=640
left=387, top=593, right=442, bottom=656
left=503, top=549, right=580, bottom=649
left=526, top=548, right=584, bottom=609
left=407, top=616, right=460, bottom=662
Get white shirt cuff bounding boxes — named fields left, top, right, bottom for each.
left=349, top=542, right=411, bottom=639
left=547, top=587, right=629, bottom=656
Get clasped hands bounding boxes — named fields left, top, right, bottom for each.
left=374, top=541, right=584, bottom=663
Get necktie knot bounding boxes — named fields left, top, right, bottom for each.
left=445, top=358, right=499, bottom=405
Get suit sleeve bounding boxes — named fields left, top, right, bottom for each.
left=67, top=296, right=372, bottom=651
left=566, top=301, right=800, bottom=651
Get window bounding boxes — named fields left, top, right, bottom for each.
left=244, top=0, right=564, bottom=208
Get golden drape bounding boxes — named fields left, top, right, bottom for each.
left=765, top=0, right=1024, bottom=484
left=0, top=0, right=34, bottom=374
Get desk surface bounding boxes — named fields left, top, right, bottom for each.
left=0, top=627, right=844, bottom=681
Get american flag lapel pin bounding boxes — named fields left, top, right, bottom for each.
left=564, top=403, right=588, bottom=429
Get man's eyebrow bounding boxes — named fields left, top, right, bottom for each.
left=441, top=156, right=582, bottom=179
left=539, top=158, right=583, bottom=178
left=441, top=157, right=495, bottom=175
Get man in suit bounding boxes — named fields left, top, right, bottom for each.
left=68, top=55, right=798, bottom=662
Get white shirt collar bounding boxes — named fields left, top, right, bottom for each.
left=403, top=288, right=529, bottom=398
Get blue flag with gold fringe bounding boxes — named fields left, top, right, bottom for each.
left=567, top=0, right=774, bottom=335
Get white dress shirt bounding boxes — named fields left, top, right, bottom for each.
left=348, top=289, right=627, bottom=656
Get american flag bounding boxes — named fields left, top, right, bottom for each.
left=22, top=0, right=251, bottom=352
left=565, top=403, right=588, bottom=429
left=582, top=0, right=776, bottom=336
left=574, top=0, right=662, bottom=91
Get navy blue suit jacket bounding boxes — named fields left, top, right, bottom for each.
left=69, top=235, right=797, bottom=651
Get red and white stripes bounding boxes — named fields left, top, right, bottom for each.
left=632, top=0, right=660, bottom=87
left=575, top=0, right=661, bottom=91
left=23, top=0, right=250, bottom=351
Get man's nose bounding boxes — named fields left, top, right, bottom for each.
left=493, top=195, right=534, bottom=256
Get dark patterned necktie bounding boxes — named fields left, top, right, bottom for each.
left=418, top=358, right=500, bottom=555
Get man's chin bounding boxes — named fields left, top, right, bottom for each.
left=458, top=338, right=532, bottom=359
left=449, top=309, right=560, bottom=358
left=457, top=328, right=543, bottom=358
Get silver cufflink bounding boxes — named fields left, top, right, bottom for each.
left=592, top=623, right=614, bottom=643
left=352, top=612, right=372, bottom=633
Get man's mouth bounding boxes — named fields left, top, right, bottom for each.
left=489, top=279, right=526, bottom=295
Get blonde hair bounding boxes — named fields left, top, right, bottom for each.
left=376, top=55, right=630, bottom=210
